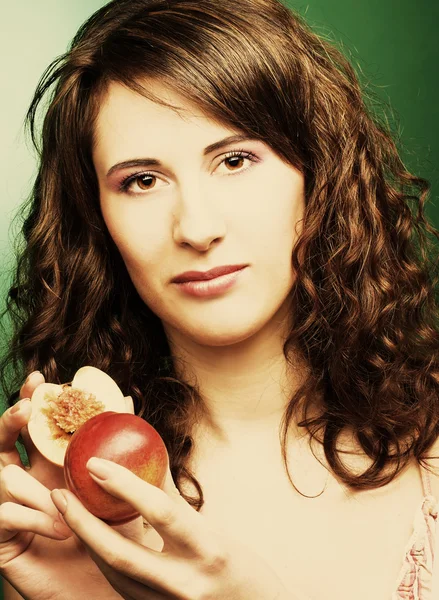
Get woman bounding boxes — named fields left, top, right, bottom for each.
left=0, top=0, right=438, bottom=598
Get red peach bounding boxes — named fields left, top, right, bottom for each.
left=64, top=411, right=169, bottom=524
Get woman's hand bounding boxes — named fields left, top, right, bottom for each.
left=51, top=460, right=293, bottom=600
left=0, top=371, right=138, bottom=599
left=0, top=372, right=72, bottom=561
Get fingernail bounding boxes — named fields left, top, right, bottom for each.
left=53, top=519, right=73, bottom=538
left=86, top=457, right=112, bottom=479
left=10, top=399, right=31, bottom=414
left=51, top=489, right=68, bottom=515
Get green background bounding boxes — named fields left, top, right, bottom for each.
left=0, top=0, right=437, bottom=597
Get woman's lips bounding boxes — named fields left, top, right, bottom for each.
left=171, top=264, right=248, bottom=283
left=172, top=266, right=247, bottom=298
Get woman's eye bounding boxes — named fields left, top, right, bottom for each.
left=219, top=150, right=258, bottom=174
left=133, top=174, right=156, bottom=191
left=119, top=149, right=258, bottom=195
left=119, top=173, right=159, bottom=194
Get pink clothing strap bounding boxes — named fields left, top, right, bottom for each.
left=393, top=464, right=438, bottom=599
left=420, top=461, right=434, bottom=498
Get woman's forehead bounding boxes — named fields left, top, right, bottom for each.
left=92, top=81, right=244, bottom=163
left=96, top=80, right=208, bottom=128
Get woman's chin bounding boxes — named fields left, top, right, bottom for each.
left=163, top=311, right=279, bottom=348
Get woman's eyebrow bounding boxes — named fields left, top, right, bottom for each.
left=105, top=134, right=257, bottom=177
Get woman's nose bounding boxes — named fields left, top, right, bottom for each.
left=172, top=184, right=226, bottom=251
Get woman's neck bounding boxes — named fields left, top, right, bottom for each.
left=165, top=319, right=313, bottom=446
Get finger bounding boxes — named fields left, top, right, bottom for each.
left=19, top=371, right=45, bottom=402
left=0, top=463, right=71, bottom=527
left=85, top=458, right=212, bottom=556
left=0, top=400, right=32, bottom=456
left=112, top=514, right=145, bottom=545
left=17, top=372, right=45, bottom=461
left=0, top=371, right=45, bottom=460
left=0, top=502, right=72, bottom=543
left=161, top=465, right=183, bottom=501
left=86, top=545, right=168, bottom=600
left=51, top=489, right=183, bottom=597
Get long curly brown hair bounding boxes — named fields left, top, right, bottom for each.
left=1, top=0, right=439, bottom=509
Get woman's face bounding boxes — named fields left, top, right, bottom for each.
left=93, top=81, right=305, bottom=347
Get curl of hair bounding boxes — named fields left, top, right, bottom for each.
left=1, top=0, right=439, bottom=509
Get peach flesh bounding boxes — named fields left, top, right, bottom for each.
left=64, top=412, right=169, bottom=524
left=28, top=366, right=128, bottom=467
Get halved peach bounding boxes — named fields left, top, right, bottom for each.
left=27, top=366, right=128, bottom=466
